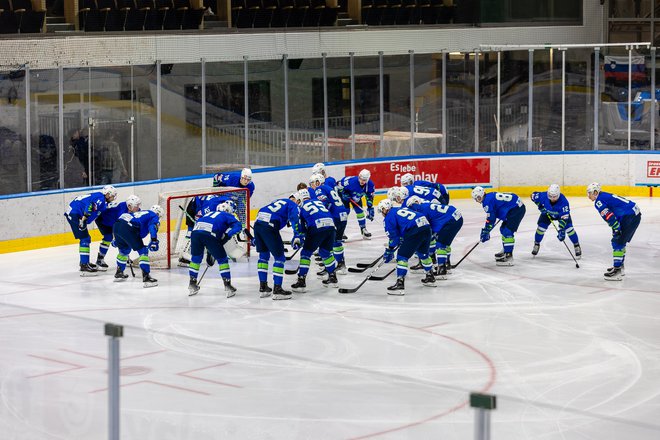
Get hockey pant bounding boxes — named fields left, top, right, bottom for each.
left=189, top=230, right=230, bottom=281
left=299, top=227, right=336, bottom=277
left=500, top=204, right=526, bottom=254
left=611, top=213, right=641, bottom=268
left=396, top=225, right=433, bottom=278
left=113, top=221, right=152, bottom=274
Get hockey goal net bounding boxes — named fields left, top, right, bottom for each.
left=150, top=186, right=250, bottom=269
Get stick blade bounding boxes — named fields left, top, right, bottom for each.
left=284, top=269, right=298, bottom=275
left=338, top=288, right=357, bottom=294
left=348, top=267, right=367, bottom=273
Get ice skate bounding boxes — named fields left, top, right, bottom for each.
left=291, top=276, right=307, bottom=293
left=604, top=266, right=623, bottom=281
left=387, top=277, right=405, bottom=296
left=421, top=272, right=436, bottom=287
left=259, top=281, right=272, bottom=298
left=223, top=278, right=237, bottom=298
left=495, top=252, right=514, bottom=266
left=114, top=268, right=128, bottom=282
left=361, top=227, right=372, bottom=240
left=433, top=264, right=447, bottom=280
left=531, top=242, right=540, bottom=256
left=79, top=263, right=98, bottom=277
left=272, top=284, right=292, bottom=300
left=574, top=243, right=582, bottom=259
left=95, top=257, right=108, bottom=271
left=188, top=277, right=200, bottom=296
left=142, top=273, right=158, bottom=288
left=322, top=271, right=338, bottom=288
left=335, top=260, right=347, bottom=275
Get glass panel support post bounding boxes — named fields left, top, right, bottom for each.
left=201, top=58, right=207, bottom=174
left=441, top=52, right=447, bottom=154
left=243, top=56, right=249, bottom=166
left=379, top=51, right=384, bottom=156
left=528, top=49, right=533, bottom=152
left=474, top=51, right=480, bottom=152
left=105, top=323, right=123, bottom=440
left=25, top=65, right=32, bottom=192
left=471, top=392, right=496, bottom=440
left=594, top=47, right=600, bottom=150
left=283, top=54, right=290, bottom=165
left=349, top=52, right=356, bottom=159
left=409, top=50, right=415, bottom=155
left=322, top=52, right=329, bottom=162
left=156, top=60, right=162, bottom=179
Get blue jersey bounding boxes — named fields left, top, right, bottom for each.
left=594, top=192, right=641, bottom=228
left=404, top=184, right=443, bottom=204
left=256, top=198, right=301, bottom=232
left=96, top=201, right=128, bottom=227
left=531, top=192, right=571, bottom=221
left=311, top=184, right=349, bottom=221
left=67, top=191, right=108, bottom=223
left=299, top=199, right=336, bottom=232
left=383, top=207, right=430, bottom=248
left=119, top=210, right=161, bottom=240
left=194, top=211, right=242, bottom=238
left=325, top=176, right=337, bottom=188
left=194, top=195, right=231, bottom=218
left=337, top=176, right=375, bottom=206
left=212, top=171, right=255, bottom=196
left=408, top=201, right=461, bottom=233
left=413, top=180, right=449, bottom=201
left=481, top=192, right=523, bottom=226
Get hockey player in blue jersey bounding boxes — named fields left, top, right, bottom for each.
left=290, top=188, right=339, bottom=292
left=336, top=169, right=375, bottom=239
left=530, top=184, right=582, bottom=258
left=112, top=205, right=164, bottom=287
left=187, top=201, right=243, bottom=297
left=312, top=162, right=337, bottom=188
left=472, top=186, right=527, bottom=266
left=309, top=173, right=348, bottom=275
left=406, top=195, right=463, bottom=279
left=212, top=168, right=255, bottom=196
left=587, top=182, right=642, bottom=281
left=94, top=195, right=142, bottom=271
left=65, top=185, right=118, bottom=276
left=254, top=194, right=303, bottom=300
left=377, top=199, right=436, bottom=295
left=400, top=173, right=450, bottom=205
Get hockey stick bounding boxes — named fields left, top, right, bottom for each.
left=286, top=246, right=301, bottom=261
left=338, top=256, right=386, bottom=294
left=368, top=267, right=396, bottom=281
left=126, top=257, right=135, bottom=277
left=349, top=255, right=382, bottom=272
left=546, top=214, right=580, bottom=268
left=451, top=220, right=501, bottom=269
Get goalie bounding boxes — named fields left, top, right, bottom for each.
left=188, top=201, right=244, bottom=297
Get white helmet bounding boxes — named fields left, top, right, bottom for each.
left=126, top=195, right=141, bottom=210
left=102, top=185, right=117, bottom=200
left=471, top=186, right=485, bottom=201
left=587, top=182, right=601, bottom=195
left=297, top=188, right=310, bottom=201
left=358, top=169, right=371, bottom=181
left=309, top=173, right=325, bottom=185
left=387, top=186, right=408, bottom=203
left=216, top=201, right=235, bottom=214
left=400, top=173, right=414, bottom=186
left=312, top=162, right=326, bottom=175
left=377, top=199, right=392, bottom=215
left=150, top=205, right=164, bottom=218
left=547, top=184, right=561, bottom=199
left=241, top=168, right=252, bottom=181
left=406, top=195, right=424, bottom=207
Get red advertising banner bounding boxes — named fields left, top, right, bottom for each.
left=345, top=158, right=490, bottom=189
left=647, top=160, right=660, bottom=178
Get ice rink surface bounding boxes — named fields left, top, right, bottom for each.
left=1, top=196, right=660, bottom=439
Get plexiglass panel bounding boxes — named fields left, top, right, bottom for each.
left=29, top=69, right=60, bottom=191
left=382, top=54, right=411, bottom=157
left=565, top=48, right=595, bottom=150
left=160, top=62, right=203, bottom=179
left=205, top=61, right=246, bottom=173
left=498, top=50, right=529, bottom=152
left=0, top=67, right=27, bottom=195
left=351, top=55, right=381, bottom=159
left=413, top=53, right=444, bottom=155
left=532, top=49, right=562, bottom=151
left=445, top=53, right=476, bottom=153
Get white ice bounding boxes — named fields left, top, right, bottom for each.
left=1, top=196, right=660, bottom=440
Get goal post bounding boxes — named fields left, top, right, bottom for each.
left=151, top=186, right=251, bottom=269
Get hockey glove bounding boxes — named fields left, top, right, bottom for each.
left=557, top=229, right=566, bottom=242
left=366, top=206, right=375, bottom=221
left=206, top=252, right=216, bottom=267
left=612, top=228, right=622, bottom=239
left=78, top=215, right=89, bottom=231
left=292, top=234, right=304, bottom=250
left=149, top=238, right=159, bottom=252
left=383, top=247, right=396, bottom=263
left=480, top=228, right=491, bottom=243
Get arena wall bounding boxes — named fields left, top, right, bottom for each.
left=1, top=151, right=659, bottom=252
